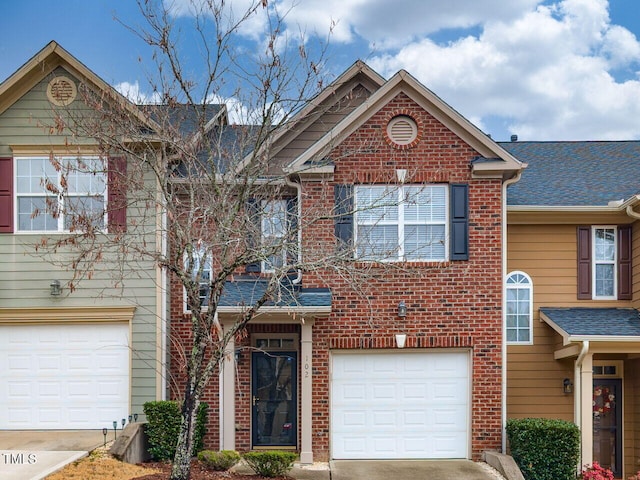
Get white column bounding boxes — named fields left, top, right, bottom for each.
left=580, top=353, right=593, bottom=467
left=220, top=322, right=236, bottom=451
left=300, top=319, right=314, bottom=464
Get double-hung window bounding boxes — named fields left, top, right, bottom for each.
left=506, top=271, right=533, bottom=344
left=261, top=199, right=288, bottom=272
left=16, top=156, right=106, bottom=232
left=593, top=227, right=616, bottom=299
left=185, top=244, right=212, bottom=309
left=577, top=225, right=631, bottom=300
left=355, top=185, right=447, bottom=261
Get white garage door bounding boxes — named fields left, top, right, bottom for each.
left=0, top=323, right=130, bottom=429
left=331, top=351, right=469, bottom=459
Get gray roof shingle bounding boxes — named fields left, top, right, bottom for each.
left=499, top=141, right=640, bottom=207
left=540, top=307, right=640, bottom=337
left=219, top=279, right=331, bottom=308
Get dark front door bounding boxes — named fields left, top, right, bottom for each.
left=593, top=379, right=622, bottom=477
left=252, top=351, right=297, bottom=447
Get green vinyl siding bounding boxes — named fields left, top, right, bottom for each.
left=0, top=67, right=162, bottom=416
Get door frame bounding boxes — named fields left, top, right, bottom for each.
left=250, top=333, right=299, bottom=449
left=593, top=360, right=624, bottom=478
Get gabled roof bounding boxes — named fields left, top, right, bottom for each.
left=235, top=60, right=385, bottom=175
left=501, top=141, right=640, bottom=207
left=286, top=68, right=524, bottom=180
left=0, top=41, right=156, bottom=131
left=540, top=307, right=640, bottom=342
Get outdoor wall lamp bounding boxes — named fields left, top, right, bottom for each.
left=563, top=378, right=573, bottom=394
left=50, top=279, right=62, bottom=296
left=235, top=348, right=242, bottom=364
left=397, top=301, right=407, bottom=317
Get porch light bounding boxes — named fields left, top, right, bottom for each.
left=398, top=301, right=407, bottom=317
left=50, top=279, right=62, bottom=296
left=563, top=378, right=573, bottom=394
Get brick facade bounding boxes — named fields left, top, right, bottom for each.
left=169, top=93, right=504, bottom=461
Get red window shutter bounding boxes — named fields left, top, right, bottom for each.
left=0, top=157, right=13, bottom=233
left=577, top=226, right=591, bottom=300
left=108, top=157, right=127, bottom=233
left=618, top=225, right=632, bottom=300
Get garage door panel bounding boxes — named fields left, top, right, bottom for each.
left=331, top=351, right=469, bottom=459
left=0, top=323, right=130, bottom=429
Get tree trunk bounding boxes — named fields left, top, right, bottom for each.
left=170, top=391, right=200, bottom=480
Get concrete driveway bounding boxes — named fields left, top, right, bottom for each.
left=330, top=460, right=505, bottom=480
left=0, top=430, right=106, bottom=480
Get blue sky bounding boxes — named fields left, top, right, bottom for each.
left=1, top=0, right=639, bottom=141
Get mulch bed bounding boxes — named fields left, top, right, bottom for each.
left=133, top=460, right=290, bottom=480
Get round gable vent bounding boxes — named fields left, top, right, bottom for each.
left=47, top=76, right=77, bottom=106
left=386, top=115, right=418, bottom=146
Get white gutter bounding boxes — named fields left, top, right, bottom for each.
left=501, top=170, right=523, bottom=453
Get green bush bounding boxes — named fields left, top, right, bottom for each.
left=506, top=417, right=580, bottom=480
left=242, top=451, right=297, bottom=477
left=197, top=450, right=241, bottom=471
left=143, top=400, right=209, bottom=461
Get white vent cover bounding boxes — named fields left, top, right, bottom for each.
left=387, top=115, right=417, bottom=146
left=47, top=76, right=77, bottom=106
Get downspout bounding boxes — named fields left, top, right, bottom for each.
left=575, top=340, right=590, bottom=467
left=626, top=205, right=640, bottom=219
left=501, top=170, right=523, bottom=453
left=285, top=176, right=303, bottom=285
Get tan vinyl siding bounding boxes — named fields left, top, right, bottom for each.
left=507, top=223, right=633, bottom=423
left=0, top=66, right=161, bottom=415
left=272, top=84, right=372, bottom=165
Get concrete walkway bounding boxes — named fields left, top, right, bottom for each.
left=0, top=430, right=107, bottom=480
left=330, top=459, right=504, bottom=480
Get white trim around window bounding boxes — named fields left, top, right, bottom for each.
left=592, top=226, right=617, bottom=300
left=15, top=156, right=107, bottom=233
left=354, top=184, right=448, bottom=262
left=505, top=270, right=533, bottom=345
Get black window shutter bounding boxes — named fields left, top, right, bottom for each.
left=286, top=196, right=298, bottom=265
left=577, top=226, right=592, bottom=299
left=618, top=224, right=632, bottom=300
left=450, top=184, right=469, bottom=260
left=245, top=198, right=261, bottom=273
left=334, top=184, right=354, bottom=254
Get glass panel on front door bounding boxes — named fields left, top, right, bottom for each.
left=252, top=351, right=297, bottom=447
left=593, top=379, right=622, bottom=477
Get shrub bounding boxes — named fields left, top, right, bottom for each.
left=143, top=400, right=209, bottom=461
left=242, top=451, right=297, bottom=477
left=506, top=417, right=580, bottom=480
left=582, top=462, right=614, bottom=480
left=197, top=450, right=241, bottom=471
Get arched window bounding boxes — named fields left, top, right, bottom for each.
left=506, top=271, right=533, bottom=344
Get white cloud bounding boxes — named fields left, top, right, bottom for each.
left=115, top=81, right=163, bottom=104
left=368, top=0, right=640, bottom=140
left=162, top=0, right=640, bottom=140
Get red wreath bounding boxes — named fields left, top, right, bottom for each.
left=593, top=386, right=613, bottom=416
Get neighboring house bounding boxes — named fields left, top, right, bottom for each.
left=501, top=140, right=640, bottom=479
left=168, top=61, right=524, bottom=462
left=0, top=42, right=163, bottom=429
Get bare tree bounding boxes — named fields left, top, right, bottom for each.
left=33, top=1, right=339, bottom=479
left=27, top=2, right=456, bottom=479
